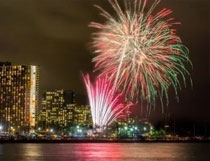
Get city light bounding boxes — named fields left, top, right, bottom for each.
left=0, top=0, right=207, bottom=154
left=38, top=90, right=79, bottom=131
left=77, top=129, right=82, bottom=133
left=10, top=126, right=15, bottom=133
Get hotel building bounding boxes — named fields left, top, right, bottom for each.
left=0, top=62, right=39, bottom=133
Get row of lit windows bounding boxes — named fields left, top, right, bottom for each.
left=0, top=65, right=39, bottom=130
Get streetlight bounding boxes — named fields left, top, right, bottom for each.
left=10, top=126, right=15, bottom=132
left=143, top=127, right=147, bottom=131
left=0, top=125, right=3, bottom=131
left=77, top=129, right=82, bottom=133
left=50, top=129, right=54, bottom=133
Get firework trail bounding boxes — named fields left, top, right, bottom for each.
left=90, top=0, right=192, bottom=107
left=83, top=74, right=132, bottom=132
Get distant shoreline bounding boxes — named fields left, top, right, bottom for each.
left=0, top=139, right=210, bottom=144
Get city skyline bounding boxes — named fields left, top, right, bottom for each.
left=0, top=1, right=209, bottom=161
left=0, top=0, right=209, bottom=123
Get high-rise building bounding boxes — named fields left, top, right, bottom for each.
left=39, top=90, right=76, bottom=129
left=41, top=90, right=65, bottom=129
left=73, top=105, right=92, bottom=126
left=37, top=90, right=92, bottom=131
left=0, top=62, right=39, bottom=133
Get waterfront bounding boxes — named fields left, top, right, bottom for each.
left=0, top=143, right=209, bottom=161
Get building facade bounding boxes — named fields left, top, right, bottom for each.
left=0, top=62, right=39, bottom=133
left=38, top=90, right=75, bottom=129
left=37, top=90, right=92, bottom=131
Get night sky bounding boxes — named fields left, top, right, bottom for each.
left=0, top=0, right=209, bottom=123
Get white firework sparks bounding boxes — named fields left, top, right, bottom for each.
left=83, top=74, right=132, bottom=132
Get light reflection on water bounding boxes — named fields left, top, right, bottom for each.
left=0, top=143, right=209, bottom=161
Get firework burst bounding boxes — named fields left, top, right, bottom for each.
left=90, top=0, right=192, bottom=107
left=83, top=74, right=131, bottom=132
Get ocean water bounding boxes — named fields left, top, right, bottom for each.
left=0, top=143, right=209, bottom=161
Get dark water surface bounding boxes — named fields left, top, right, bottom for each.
left=0, top=143, right=209, bottom=161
